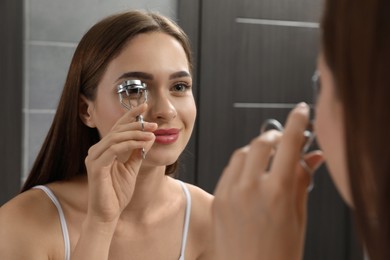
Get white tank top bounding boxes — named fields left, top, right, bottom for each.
left=34, top=180, right=192, bottom=260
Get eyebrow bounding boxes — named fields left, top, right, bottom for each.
left=115, top=72, right=153, bottom=83
left=169, top=71, right=191, bottom=80
left=115, top=70, right=191, bottom=84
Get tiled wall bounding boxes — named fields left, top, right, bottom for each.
left=23, top=0, right=178, bottom=181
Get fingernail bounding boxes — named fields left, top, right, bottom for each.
left=146, top=122, right=158, bottom=129
left=297, top=102, right=308, bottom=109
left=242, top=145, right=250, bottom=152
left=296, top=102, right=309, bottom=113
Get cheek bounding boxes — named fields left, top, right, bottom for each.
left=174, top=97, right=197, bottom=138
left=314, top=99, right=330, bottom=153
left=182, top=98, right=197, bottom=128
left=93, top=97, right=125, bottom=137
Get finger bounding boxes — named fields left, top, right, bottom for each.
left=88, top=131, right=155, bottom=161
left=123, top=134, right=156, bottom=170
left=240, top=130, right=283, bottom=186
left=302, top=150, right=324, bottom=176
left=97, top=140, right=147, bottom=165
left=214, top=146, right=248, bottom=196
left=85, top=140, right=148, bottom=178
left=295, top=150, right=324, bottom=194
left=271, top=103, right=310, bottom=185
left=143, top=133, right=156, bottom=152
left=112, top=121, right=158, bottom=134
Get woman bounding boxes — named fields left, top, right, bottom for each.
left=212, top=0, right=390, bottom=259
left=0, top=11, right=214, bottom=259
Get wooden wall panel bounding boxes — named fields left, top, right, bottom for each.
left=180, top=0, right=362, bottom=259
left=0, top=0, right=23, bottom=205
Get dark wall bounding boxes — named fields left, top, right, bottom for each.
left=0, top=0, right=23, bottom=205
left=177, top=1, right=202, bottom=184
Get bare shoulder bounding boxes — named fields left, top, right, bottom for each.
left=184, top=182, right=214, bottom=209
left=180, top=182, right=215, bottom=259
left=0, top=188, right=62, bottom=259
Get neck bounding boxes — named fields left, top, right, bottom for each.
left=121, top=165, right=169, bottom=220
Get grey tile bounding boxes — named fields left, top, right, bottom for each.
left=25, top=112, right=55, bottom=178
left=28, top=0, right=178, bottom=42
left=28, top=44, right=75, bottom=109
left=236, top=0, right=323, bottom=22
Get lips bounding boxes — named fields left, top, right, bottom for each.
left=153, top=128, right=180, bottom=144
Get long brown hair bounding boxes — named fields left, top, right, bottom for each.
left=22, top=10, right=193, bottom=192
left=322, top=0, right=390, bottom=259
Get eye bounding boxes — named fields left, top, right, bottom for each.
left=171, top=82, right=191, bottom=93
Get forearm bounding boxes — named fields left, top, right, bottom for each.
left=71, top=218, right=118, bottom=260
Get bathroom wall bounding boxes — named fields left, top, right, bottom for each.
left=23, top=0, right=178, bottom=181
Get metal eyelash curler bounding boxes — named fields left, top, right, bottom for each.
left=260, top=118, right=316, bottom=191
left=117, top=79, right=148, bottom=159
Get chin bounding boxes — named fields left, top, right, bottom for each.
left=144, top=151, right=180, bottom=167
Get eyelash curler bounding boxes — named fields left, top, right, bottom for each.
left=117, top=79, right=148, bottom=159
left=260, top=118, right=316, bottom=191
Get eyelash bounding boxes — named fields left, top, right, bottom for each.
left=171, top=82, right=191, bottom=93
left=115, top=81, right=191, bottom=95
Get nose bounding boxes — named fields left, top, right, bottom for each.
left=147, top=91, right=177, bottom=121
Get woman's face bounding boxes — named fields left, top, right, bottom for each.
left=314, top=54, right=353, bottom=206
left=85, top=31, right=196, bottom=168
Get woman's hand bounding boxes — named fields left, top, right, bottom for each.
left=212, top=103, right=323, bottom=260
left=84, top=103, right=157, bottom=224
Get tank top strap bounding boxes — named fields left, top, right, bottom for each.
left=33, top=185, right=70, bottom=260
left=177, top=180, right=192, bottom=260
left=33, top=182, right=191, bottom=260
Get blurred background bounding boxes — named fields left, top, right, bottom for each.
left=1, top=0, right=362, bottom=259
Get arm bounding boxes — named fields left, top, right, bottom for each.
left=212, top=103, right=324, bottom=260
left=71, top=218, right=118, bottom=259
left=0, top=191, right=60, bottom=260
left=0, top=227, right=47, bottom=259
left=0, top=208, right=47, bottom=260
